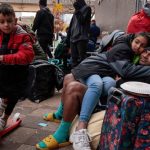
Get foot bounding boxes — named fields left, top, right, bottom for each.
left=36, top=135, right=70, bottom=150
left=0, top=117, right=6, bottom=131
left=43, top=113, right=61, bottom=123
left=0, top=98, right=7, bottom=117
left=70, top=129, right=92, bottom=150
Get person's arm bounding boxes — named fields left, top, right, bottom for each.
left=32, top=10, right=43, bottom=32
left=2, top=35, right=34, bottom=65
left=75, top=6, right=91, bottom=24
left=51, top=15, right=54, bottom=34
left=110, top=60, right=150, bottom=83
left=65, top=18, right=73, bottom=48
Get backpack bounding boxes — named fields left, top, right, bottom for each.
left=54, top=39, right=67, bottom=59
left=18, top=24, right=47, bottom=60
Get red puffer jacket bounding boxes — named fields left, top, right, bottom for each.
left=0, top=25, right=34, bottom=64
left=126, top=9, right=150, bottom=33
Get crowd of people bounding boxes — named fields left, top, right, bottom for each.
left=0, top=0, right=150, bottom=150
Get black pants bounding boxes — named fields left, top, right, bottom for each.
left=0, top=65, right=28, bottom=116
left=38, top=37, right=53, bottom=58
left=70, top=40, right=88, bottom=68
left=5, top=98, right=18, bottom=116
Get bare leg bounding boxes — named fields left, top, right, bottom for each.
left=61, top=73, right=76, bottom=99
left=36, top=78, right=87, bottom=150
left=62, top=81, right=87, bottom=122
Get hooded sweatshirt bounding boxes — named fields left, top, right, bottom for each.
left=127, top=2, right=150, bottom=33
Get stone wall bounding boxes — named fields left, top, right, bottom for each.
left=95, top=0, right=136, bottom=32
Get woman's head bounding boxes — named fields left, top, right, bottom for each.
left=131, top=32, right=150, bottom=55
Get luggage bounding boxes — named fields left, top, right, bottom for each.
left=26, top=60, right=56, bottom=103
left=98, top=87, right=150, bottom=150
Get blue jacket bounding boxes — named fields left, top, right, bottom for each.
left=89, top=23, right=100, bottom=43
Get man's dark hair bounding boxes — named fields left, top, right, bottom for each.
left=0, top=3, right=15, bottom=17
left=39, top=0, right=47, bottom=7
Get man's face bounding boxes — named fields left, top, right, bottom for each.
left=139, top=50, right=150, bottom=65
left=0, top=14, right=17, bottom=34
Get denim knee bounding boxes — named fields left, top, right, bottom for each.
left=102, top=77, right=116, bottom=96
left=88, top=80, right=103, bottom=95
left=84, top=75, right=103, bottom=94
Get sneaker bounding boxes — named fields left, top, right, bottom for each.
left=70, top=129, right=92, bottom=150
left=0, top=117, right=6, bottom=131
left=0, top=98, right=7, bottom=117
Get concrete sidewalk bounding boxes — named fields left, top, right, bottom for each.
left=0, top=91, right=73, bottom=150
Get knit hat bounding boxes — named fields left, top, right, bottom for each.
left=39, top=0, right=47, bottom=7
left=143, top=2, right=150, bottom=17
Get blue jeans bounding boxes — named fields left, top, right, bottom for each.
left=79, top=75, right=116, bottom=122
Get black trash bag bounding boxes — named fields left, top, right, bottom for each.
left=26, top=60, right=56, bottom=103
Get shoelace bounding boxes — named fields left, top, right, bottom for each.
left=74, top=131, right=92, bottom=145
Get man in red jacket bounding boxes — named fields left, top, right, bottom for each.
left=127, top=2, right=150, bottom=33
left=0, top=3, right=34, bottom=131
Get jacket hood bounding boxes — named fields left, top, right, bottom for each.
left=73, top=0, right=86, bottom=10
left=113, top=34, right=134, bottom=47
left=43, top=7, right=50, bottom=12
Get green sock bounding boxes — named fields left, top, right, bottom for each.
left=53, top=120, right=71, bottom=143
left=54, top=101, right=63, bottom=119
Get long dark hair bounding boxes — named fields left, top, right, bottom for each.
left=133, top=32, right=150, bottom=46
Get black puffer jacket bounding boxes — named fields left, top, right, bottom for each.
left=71, top=34, right=150, bottom=83
left=32, top=7, right=54, bottom=39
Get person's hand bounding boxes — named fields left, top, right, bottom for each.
left=139, top=50, right=150, bottom=65
left=115, top=75, right=121, bottom=81
left=0, top=55, right=3, bottom=62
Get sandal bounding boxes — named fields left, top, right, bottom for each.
left=36, top=135, right=70, bottom=150
left=43, top=113, right=61, bottom=123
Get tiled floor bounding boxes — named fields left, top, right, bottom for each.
left=0, top=91, right=73, bottom=150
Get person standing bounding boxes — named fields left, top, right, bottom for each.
left=0, top=3, right=34, bottom=130
left=88, top=19, right=101, bottom=52
left=127, top=2, right=150, bottom=33
left=89, top=19, right=100, bottom=44
left=32, top=0, right=54, bottom=58
left=67, top=0, right=91, bottom=68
